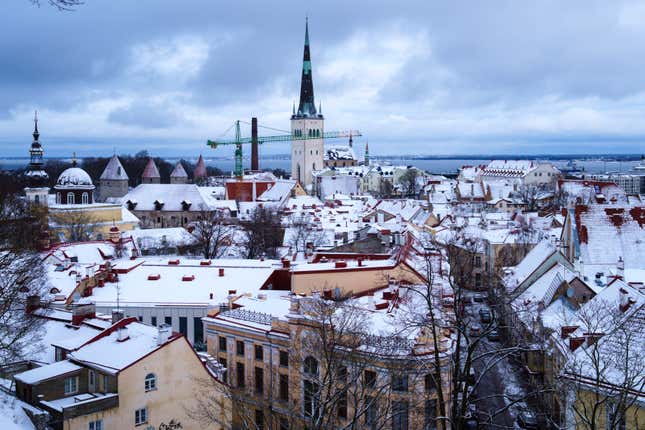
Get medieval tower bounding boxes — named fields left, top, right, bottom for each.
left=291, top=18, right=324, bottom=191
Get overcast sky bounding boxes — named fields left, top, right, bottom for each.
left=2, top=0, right=645, bottom=157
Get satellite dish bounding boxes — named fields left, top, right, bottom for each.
left=566, top=286, right=574, bottom=298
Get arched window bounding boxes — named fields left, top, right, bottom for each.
left=304, top=356, right=318, bottom=376
left=56, top=193, right=61, bottom=204
left=144, top=373, right=157, bottom=391
left=67, top=193, right=75, bottom=204
left=81, top=192, right=89, bottom=204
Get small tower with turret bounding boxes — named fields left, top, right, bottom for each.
left=98, top=155, right=129, bottom=201
left=170, top=162, right=188, bottom=184
left=141, top=158, right=161, bottom=184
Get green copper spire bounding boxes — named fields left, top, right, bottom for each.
left=294, top=17, right=320, bottom=118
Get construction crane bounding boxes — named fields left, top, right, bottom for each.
left=207, top=118, right=361, bottom=177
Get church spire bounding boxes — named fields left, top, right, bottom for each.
left=33, top=110, right=40, bottom=141
left=26, top=110, right=49, bottom=187
left=295, top=17, right=319, bottom=118
left=364, top=141, right=370, bottom=166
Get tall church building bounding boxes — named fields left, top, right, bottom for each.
left=291, top=19, right=324, bottom=191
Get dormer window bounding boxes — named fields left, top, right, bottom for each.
left=154, top=200, right=164, bottom=211
left=181, top=200, right=192, bottom=211
left=127, top=199, right=137, bottom=210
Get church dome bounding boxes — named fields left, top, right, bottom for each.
left=55, top=167, right=95, bottom=190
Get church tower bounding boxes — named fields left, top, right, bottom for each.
left=24, top=111, right=50, bottom=205
left=291, top=18, right=324, bottom=191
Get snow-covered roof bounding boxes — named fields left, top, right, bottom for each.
left=505, top=240, right=558, bottom=290
left=84, top=258, right=277, bottom=307
left=129, top=227, right=197, bottom=250
left=257, top=179, right=297, bottom=204
left=99, top=155, right=129, bottom=181
left=69, top=320, right=174, bottom=373
left=14, top=360, right=82, bottom=384
left=55, top=167, right=95, bottom=190
left=575, top=204, right=645, bottom=283
left=481, top=160, right=539, bottom=178
left=124, top=184, right=237, bottom=212
left=325, top=145, right=356, bottom=161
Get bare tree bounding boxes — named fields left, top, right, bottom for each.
left=398, top=169, right=421, bottom=198
left=190, top=294, right=433, bottom=430
left=191, top=207, right=233, bottom=259
left=49, top=209, right=97, bottom=242
left=400, top=233, right=545, bottom=430
left=559, top=300, right=645, bottom=430
left=378, top=179, right=394, bottom=199
left=285, top=213, right=327, bottom=255
left=241, top=207, right=283, bottom=259
left=29, top=0, right=83, bottom=11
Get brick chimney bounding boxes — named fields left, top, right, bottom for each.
left=71, top=302, right=96, bottom=326
left=157, top=324, right=172, bottom=345
left=26, top=295, right=41, bottom=314
left=111, top=309, right=125, bottom=324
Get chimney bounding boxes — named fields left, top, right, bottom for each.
left=219, top=268, right=225, bottom=277
left=72, top=302, right=96, bottom=326
left=357, top=257, right=363, bottom=267
left=289, top=295, right=301, bottom=315
left=619, top=288, right=631, bottom=312
left=26, top=295, right=41, bottom=313
left=111, top=309, right=125, bottom=324
left=219, top=303, right=230, bottom=314
left=282, top=259, right=291, bottom=269
left=157, top=324, right=171, bottom=345
left=117, top=326, right=129, bottom=342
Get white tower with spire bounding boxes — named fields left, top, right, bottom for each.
left=24, top=111, right=50, bottom=206
left=291, top=18, right=324, bottom=192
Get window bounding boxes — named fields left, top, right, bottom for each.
left=337, top=389, right=348, bottom=419
left=237, top=340, right=245, bottom=356
left=255, top=409, right=264, bottom=430
left=279, top=350, right=289, bottom=367
left=164, top=316, right=172, bottom=326
left=67, top=192, right=75, bottom=204
left=425, top=373, right=436, bottom=392
left=56, top=193, right=61, bottom=204
left=82, top=192, right=89, bottom=204
left=475, top=273, right=482, bottom=288
left=101, top=374, right=108, bottom=392
left=255, top=345, right=264, bottom=361
left=219, top=336, right=227, bottom=352
left=425, top=399, right=437, bottom=429
left=151, top=316, right=157, bottom=326
left=193, top=317, right=203, bottom=345
left=474, top=255, right=481, bottom=268
left=279, top=374, right=289, bottom=401
left=365, top=396, right=376, bottom=430
left=135, top=407, right=148, bottom=425
left=236, top=362, right=245, bottom=387
left=337, top=365, right=348, bottom=382
left=304, top=356, right=318, bottom=376
left=392, top=401, right=409, bottom=430
left=138, top=316, right=143, bottom=322
left=89, top=370, right=95, bottom=388
left=89, top=420, right=103, bottom=430
left=392, top=374, right=408, bottom=392
left=218, top=357, right=228, bottom=382
left=364, top=370, right=376, bottom=388
left=606, top=402, right=626, bottom=430
left=279, top=417, right=289, bottom=430
left=179, top=317, right=187, bottom=336
left=144, top=373, right=157, bottom=392
left=254, top=367, right=264, bottom=394
left=64, top=376, right=78, bottom=394
left=303, top=380, right=320, bottom=419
